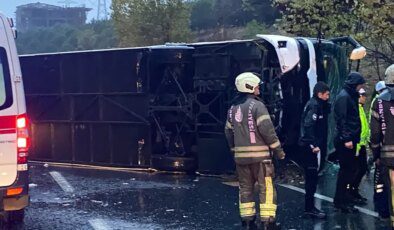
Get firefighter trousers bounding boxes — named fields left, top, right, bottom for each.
left=380, top=164, right=394, bottom=227
left=374, top=163, right=390, bottom=218
left=236, top=161, right=276, bottom=222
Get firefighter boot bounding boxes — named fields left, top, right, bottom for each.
left=262, top=218, right=281, bottom=230
left=241, top=218, right=257, bottom=230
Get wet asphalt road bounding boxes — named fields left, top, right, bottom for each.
left=1, top=162, right=391, bottom=230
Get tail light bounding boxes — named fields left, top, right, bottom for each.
left=7, top=187, right=23, bottom=196
left=16, top=115, right=29, bottom=167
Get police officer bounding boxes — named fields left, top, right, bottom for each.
left=370, top=64, right=394, bottom=228
left=333, top=72, right=365, bottom=213
left=225, top=72, right=285, bottom=230
left=351, top=88, right=369, bottom=205
left=299, top=82, right=330, bottom=219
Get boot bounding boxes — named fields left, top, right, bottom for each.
left=351, top=189, right=368, bottom=202
left=334, top=203, right=350, bottom=213
left=304, top=207, right=326, bottom=219
left=348, top=189, right=367, bottom=206
left=262, top=218, right=281, bottom=230
left=241, top=219, right=257, bottom=230
left=346, top=205, right=360, bottom=213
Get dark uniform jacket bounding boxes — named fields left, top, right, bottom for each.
left=224, top=95, right=284, bottom=165
left=370, top=87, right=394, bottom=167
left=299, top=96, right=329, bottom=148
left=334, top=84, right=361, bottom=144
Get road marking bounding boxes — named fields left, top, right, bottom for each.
left=49, top=171, right=74, bottom=193
left=279, top=184, right=379, bottom=218
left=89, top=219, right=112, bottom=230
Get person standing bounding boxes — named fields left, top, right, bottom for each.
left=350, top=88, right=369, bottom=205
left=374, top=81, right=388, bottom=102
left=370, top=81, right=389, bottom=122
left=333, top=72, right=365, bottom=213
left=371, top=80, right=391, bottom=219
left=370, top=64, right=394, bottom=228
left=225, top=72, right=285, bottom=230
left=299, top=82, right=330, bottom=219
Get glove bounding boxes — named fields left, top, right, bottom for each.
left=372, top=147, right=381, bottom=162
left=275, top=149, right=285, bottom=160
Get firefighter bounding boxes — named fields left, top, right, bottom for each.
left=224, top=72, right=285, bottom=230
left=370, top=81, right=388, bottom=121
left=371, top=80, right=390, bottom=219
left=350, top=88, right=369, bottom=205
left=299, top=81, right=330, bottom=219
left=376, top=81, right=388, bottom=95
left=370, top=64, right=394, bottom=228
left=333, top=72, right=365, bottom=213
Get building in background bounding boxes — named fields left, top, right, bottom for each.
left=16, top=2, right=91, bottom=32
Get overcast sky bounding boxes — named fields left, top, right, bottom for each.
left=0, top=0, right=112, bottom=21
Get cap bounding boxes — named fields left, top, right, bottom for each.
left=359, top=88, right=366, bottom=96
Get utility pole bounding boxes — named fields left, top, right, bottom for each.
left=58, top=0, right=77, bottom=7
left=88, top=0, right=108, bottom=20
left=97, top=0, right=108, bottom=20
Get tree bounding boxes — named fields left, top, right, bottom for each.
left=213, top=0, right=251, bottom=27
left=16, top=20, right=119, bottom=54
left=355, top=1, right=393, bottom=75
left=111, top=0, right=191, bottom=47
left=190, top=0, right=216, bottom=30
left=242, top=20, right=268, bottom=39
left=273, top=0, right=393, bottom=76
left=242, top=0, right=279, bottom=25
left=273, top=0, right=357, bottom=37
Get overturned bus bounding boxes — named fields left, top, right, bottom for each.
left=19, top=35, right=366, bottom=173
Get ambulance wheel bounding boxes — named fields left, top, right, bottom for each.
left=151, top=155, right=197, bottom=173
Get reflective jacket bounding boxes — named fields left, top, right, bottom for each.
left=224, top=95, right=284, bottom=165
left=370, top=87, right=394, bottom=166
left=357, top=104, right=370, bottom=154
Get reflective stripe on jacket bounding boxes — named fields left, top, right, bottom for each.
left=370, top=87, right=394, bottom=166
left=224, top=95, right=283, bottom=165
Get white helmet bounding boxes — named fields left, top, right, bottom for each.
left=235, top=72, right=261, bottom=93
left=385, top=64, right=394, bottom=85
left=375, top=81, right=386, bottom=92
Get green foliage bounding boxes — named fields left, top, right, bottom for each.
left=16, top=20, right=119, bottom=54
left=273, top=0, right=393, bottom=71
left=354, top=1, right=393, bottom=66
left=242, top=20, right=268, bottom=39
left=213, top=0, right=250, bottom=27
left=190, top=0, right=216, bottom=30
left=273, top=0, right=357, bottom=37
left=188, top=0, right=278, bottom=30
left=111, top=0, right=191, bottom=47
left=242, top=0, right=279, bottom=25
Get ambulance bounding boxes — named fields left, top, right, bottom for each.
left=0, top=12, right=29, bottom=223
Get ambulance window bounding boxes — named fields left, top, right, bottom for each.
left=0, top=62, right=6, bottom=105
left=0, top=47, right=12, bottom=110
